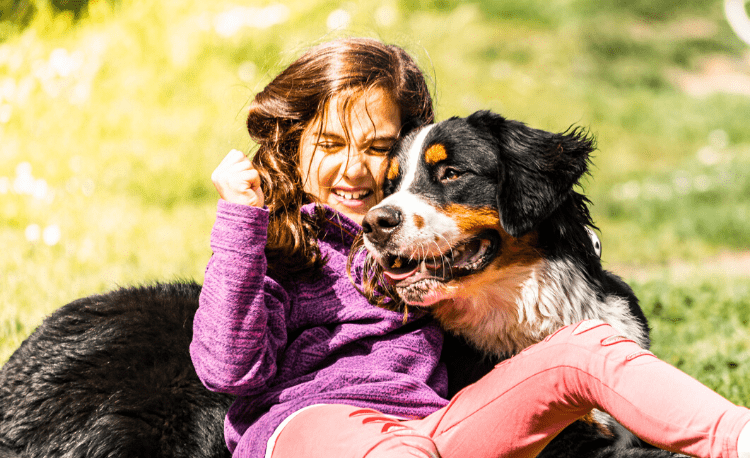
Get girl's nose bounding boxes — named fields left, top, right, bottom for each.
left=343, top=149, right=370, bottom=177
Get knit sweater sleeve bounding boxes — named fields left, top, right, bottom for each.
left=190, top=200, right=289, bottom=396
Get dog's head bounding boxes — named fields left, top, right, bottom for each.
left=361, top=110, right=598, bottom=306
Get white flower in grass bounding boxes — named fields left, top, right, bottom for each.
left=612, top=180, right=641, bottom=201
left=25, top=224, right=41, bottom=242
left=32, top=178, right=48, bottom=200
left=214, top=4, right=290, bottom=37
left=697, top=146, right=721, bottom=166
left=0, top=77, right=16, bottom=102
left=214, top=8, right=244, bottom=37
left=43, top=224, right=62, bottom=246
left=49, top=48, right=83, bottom=78
left=13, top=162, right=34, bottom=195
left=0, top=104, right=11, bottom=123
left=15, top=162, right=31, bottom=176
left=327, top=9, right=351, bottom=30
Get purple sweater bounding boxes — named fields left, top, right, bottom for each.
left=190, top=201, right=449, bottom=457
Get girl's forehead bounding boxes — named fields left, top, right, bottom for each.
left=314, top=87, right=401, bottom=138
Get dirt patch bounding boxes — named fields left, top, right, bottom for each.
left=669, top=53, right=750, bottom=98
left=607, top=251, right=750, bottom=282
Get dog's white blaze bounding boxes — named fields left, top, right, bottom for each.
left=374, top=192, right=460, bottom=255
left=398, top=125, right=435, bottom=191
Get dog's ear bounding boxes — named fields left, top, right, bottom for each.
left=466, top=110, right=595, bottom=238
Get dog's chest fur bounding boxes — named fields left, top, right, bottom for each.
left=433, top=257, right=649, bottom=357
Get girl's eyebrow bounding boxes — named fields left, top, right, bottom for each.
left=316, top=132, right=399, bottom=143
left=317, top=133, right=345, bottom=140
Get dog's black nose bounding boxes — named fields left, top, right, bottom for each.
left=362, top=206, right=402, bottom=245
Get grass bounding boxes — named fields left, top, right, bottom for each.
left=1, top=0, right=749, bottom=403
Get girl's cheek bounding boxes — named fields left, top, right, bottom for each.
left=318, top=155, right=345, bottom=181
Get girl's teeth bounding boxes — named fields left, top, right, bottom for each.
left=336, top=190, right=370, bottom=200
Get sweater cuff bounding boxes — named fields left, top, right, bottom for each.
left=210, top=199, right=270, bottom=254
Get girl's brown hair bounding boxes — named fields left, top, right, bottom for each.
left=246, top=37, right=434, bottom=281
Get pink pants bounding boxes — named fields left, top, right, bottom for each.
left=270, top=320, right=750, bottom=458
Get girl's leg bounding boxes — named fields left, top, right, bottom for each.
left=269, top=404, right=440, bottom=458
left=412, top=320, right=750, bottom=458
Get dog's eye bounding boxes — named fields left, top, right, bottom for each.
left=440, top=167, right=462, bottom=182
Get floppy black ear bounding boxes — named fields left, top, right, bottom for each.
left=466, top=110, right=595, bottom=238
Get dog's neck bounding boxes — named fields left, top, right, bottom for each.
left=431, top=258, right=648, bottom=358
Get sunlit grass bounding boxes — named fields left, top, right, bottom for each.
left=1, top=0, right=749, bottom=404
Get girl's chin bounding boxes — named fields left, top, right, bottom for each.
left=336, top=206, right=367, bottom=224
left=329, top=200, right=374, bottom=224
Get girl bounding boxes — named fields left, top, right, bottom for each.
left=190, top=37, right=750, bottom=458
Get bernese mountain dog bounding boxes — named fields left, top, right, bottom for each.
left=359, top=110, right=677, bottom=458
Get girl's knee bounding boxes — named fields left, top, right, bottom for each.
left=544, top=319, right=653, bottom=363
left=365, top=430, right=440, bottom=458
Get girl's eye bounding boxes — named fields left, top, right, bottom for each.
left=369, top=145, right=392, bottom=156
left=317, top=141, right=344, bottom=152
left=440, top=167, right=462, bottom=182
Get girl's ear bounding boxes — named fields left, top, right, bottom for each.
left=466, top=110, right=595, bottom=238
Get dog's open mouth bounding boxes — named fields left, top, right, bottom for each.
left=380, top=230, right=501, bottom=284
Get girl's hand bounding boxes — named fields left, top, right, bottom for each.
left=211, top=149, right=265, bottom=208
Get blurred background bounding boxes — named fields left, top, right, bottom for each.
left=1, top=0, right=750, bottom=399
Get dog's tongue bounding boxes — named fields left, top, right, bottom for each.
left=382, top=257, right=449, bottom=283
left=383, top=265, right=420, bottom=281
left=382, top=256, right=421, bottom=281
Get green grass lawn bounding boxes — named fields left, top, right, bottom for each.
left=2, top=0, right=750, bottom=403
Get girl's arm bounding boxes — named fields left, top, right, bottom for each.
left=190, top=200, right=288, bottom=396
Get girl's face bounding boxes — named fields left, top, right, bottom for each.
left=298, top=87, right=401, bottom=225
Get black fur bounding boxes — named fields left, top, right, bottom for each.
left=0, top=282, right=233, bottom=458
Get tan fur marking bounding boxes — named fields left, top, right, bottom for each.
left=442, top=204, right=502, bottom=233
left=580, top=413, right=614, bottom=437
left=387, top=159, right=399, bottom=181
left=413, top=214, right=425, bottom=229
left=424, top=144, right=447, bottom=164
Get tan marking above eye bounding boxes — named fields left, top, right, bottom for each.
left=442, top=204, right=501, bottom=233
left=424, top=143, right=447, bottom=165
left=387, top=159, right=400, bottom=180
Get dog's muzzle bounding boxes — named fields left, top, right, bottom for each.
left=361, top=205, right=402, bottom=247
left=362, top=205, right=501, bottom=285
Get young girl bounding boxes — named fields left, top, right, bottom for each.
left=190, top=37, right=750, bottom=458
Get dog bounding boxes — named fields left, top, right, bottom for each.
left=359, top=110, right=677, bottom=458
left=0, top=282, right=233, bottom=458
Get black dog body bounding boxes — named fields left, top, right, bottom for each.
left=362, top=111, right=674, bottom=457
left=0, top=282, right=233, bottom=458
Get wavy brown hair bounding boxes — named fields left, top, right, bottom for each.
left=246, top=37, right=434, bottom=281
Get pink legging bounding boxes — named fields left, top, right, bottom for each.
left=270, top=320, right=750, bottom=458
